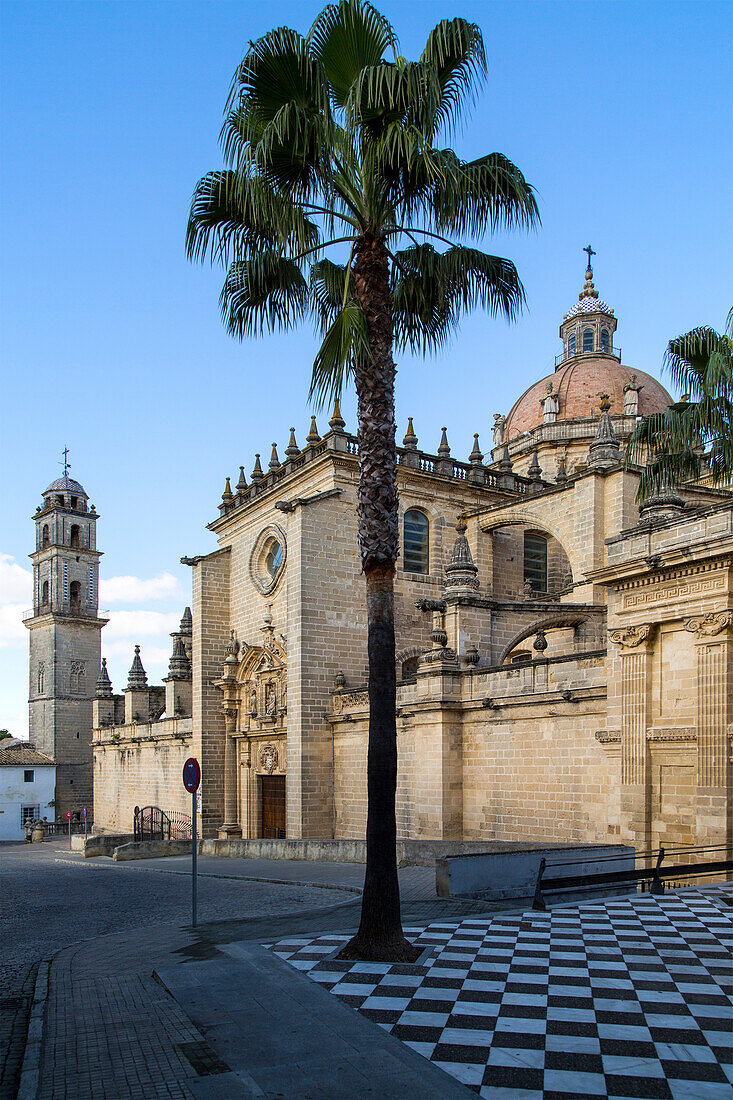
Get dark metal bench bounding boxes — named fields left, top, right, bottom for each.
left=533, top=845, right=733, bottom=911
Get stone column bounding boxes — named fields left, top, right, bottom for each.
left=219, top=705, right=241, bottom=838
left=609, top=623, right=655, bottom=853
left=684, top=611, right=732, bottom=850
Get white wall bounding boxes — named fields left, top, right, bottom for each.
left=0, top=765, right=56, bottom=840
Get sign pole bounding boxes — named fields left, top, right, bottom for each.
left=191, top=789, right=197, bottom=927
left=182, top=757, right=201, bottom=929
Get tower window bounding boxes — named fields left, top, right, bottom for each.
left=567, top=333, right=576, bottom=356
left=582, top=327, right=594, bottom=352
left=70, top=496, right=78, bottom=509
left=70, top=525, right=80, bottom=548
left=600, top=328, right=610, bottom=353
left=70, top=580, right=81, bottom=607
left=70, top=661, right=86, bottom=693
left=403, top=510, right=429, bottom=574
left=41, top=525, right=50, bottom=548
left=41, top=580, right=49, bottom=605
left=523, top=532, right=548, bottom=594
left=38, top=663, right=45, bottom=693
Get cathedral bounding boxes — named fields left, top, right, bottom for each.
left=31, top=259, right=733, bottom=855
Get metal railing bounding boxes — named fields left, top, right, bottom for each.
left=533, top=843, right=732, bottom=910
left=555, top=344, right=622, bottom=367
left=133, top=805, right=192, bottom=841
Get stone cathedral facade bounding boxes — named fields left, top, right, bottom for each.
left=86, top=263, right=733, bottom=855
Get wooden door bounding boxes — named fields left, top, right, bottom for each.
left=260, top=775, right=286, bottom=838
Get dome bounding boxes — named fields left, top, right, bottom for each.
left=44, top=476, right=87, bottom=497
left=505, top=358, right=673, bottom=438
left=565, top=296, right=613, bottom=317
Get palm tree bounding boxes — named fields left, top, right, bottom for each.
left=627, top=308, right=733, bottom=499
left=187, top=0, right=538, bottom=961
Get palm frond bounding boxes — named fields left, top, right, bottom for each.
left=308, top=0, right=396, bottom=107
left=428, top=152, right=539, bottom=237
left=664, top=326, right=730, bottom=398
left=345, top=60, right=440, bottom=141
left=310, top=258, right=352, bottom=330
left=225, top=27, right=333, bottom=198
left=309, top=301, right=368, bottom=406
left=186, top=170, right=320, bottom=265
left=220, top=254, right=309, bottom=339
left=391, top=243, right=524, bottom=354
left=418, top=18, right=486, bottom=135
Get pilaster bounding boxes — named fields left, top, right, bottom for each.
left=609, top=623, right=655, bottom=852
left=684, top=611, right=732, bottom=850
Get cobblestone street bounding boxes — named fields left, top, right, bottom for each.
left=0, top=841, right=357, bottom=1097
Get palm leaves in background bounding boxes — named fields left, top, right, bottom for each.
left=627, top=309, right=733, bottom=497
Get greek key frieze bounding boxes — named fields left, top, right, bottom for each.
left=622, top=575, right=724, bottom=609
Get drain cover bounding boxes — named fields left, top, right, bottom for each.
left=176, top=1041, right=230, bottom=1076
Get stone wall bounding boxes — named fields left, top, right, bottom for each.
left=92, top=718, right=192, bottom=833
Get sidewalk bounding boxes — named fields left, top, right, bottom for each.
left=20, top=859, right=496, bottom=1100
left=20, top=860, right=732, bottom=1100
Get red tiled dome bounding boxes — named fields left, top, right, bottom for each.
left=505, top=357, right=673, bottom=437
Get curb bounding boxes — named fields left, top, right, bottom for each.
left=16, top=957, right=51, bottom=1100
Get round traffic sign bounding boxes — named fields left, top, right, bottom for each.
left=82, top=807, right=87, bottom=818
left=65, top=811, right=72, bottom=820
left=183, top=757, right=201, bottom=793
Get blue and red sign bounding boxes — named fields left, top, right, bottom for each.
left=65, top=811, right=72, bottom=820
left=183, top=757, right=201, bottom=793
left=82, top=806, right=87, bottom=819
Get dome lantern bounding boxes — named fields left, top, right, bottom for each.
left=558, top=247, right=618, bottom=367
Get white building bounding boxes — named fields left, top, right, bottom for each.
left=0, top=741, right=56, bottom=840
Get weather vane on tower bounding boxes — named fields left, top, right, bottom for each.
left=60, top=447, right=71, bottom=478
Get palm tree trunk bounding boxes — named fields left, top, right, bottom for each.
left=337, top=233, right=420, bottom=963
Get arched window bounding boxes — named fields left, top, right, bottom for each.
left=567, top=333, right=576, bottom=356
left=41, top=579, right=49, bottom=605
left=582, top=327, right=594, bottom=352
left=70, top=524, right=80, bottom=548
left=524, top=531, right=548, bottom=594
left=600, top=328, right=610, bottom=353
left=41, top=525, right=50, bottom=548
left=70, top=662, right=85, bottom=693
left=401, top=656, right=419, bottom=681
left=37, top=663, right=45, bottom=694
left=69, top=580, right=81, bottom=607
left=403, top=510, right=429, bottom=574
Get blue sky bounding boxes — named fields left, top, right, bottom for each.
left=1, top=0, right=731, bottom=736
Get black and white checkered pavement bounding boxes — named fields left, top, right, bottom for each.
left=269, top=886, right=733, bottom=1098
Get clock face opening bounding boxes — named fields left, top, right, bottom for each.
left=250, top=526, right=287, bottom=595
left=265, top=541, right=283, bottom=579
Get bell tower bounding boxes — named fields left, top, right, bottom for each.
left=25, top=457, right=107, bottom=819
